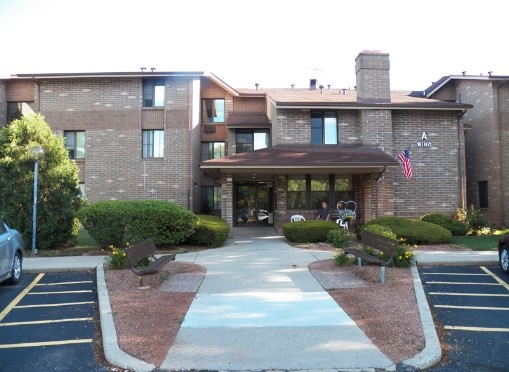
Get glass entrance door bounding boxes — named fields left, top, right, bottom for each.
left=234, top=182, right=273, bottom=226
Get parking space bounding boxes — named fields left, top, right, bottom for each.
left=419, top=265, right=509, bottom=371
left=0, top=272, right=107, bottom=371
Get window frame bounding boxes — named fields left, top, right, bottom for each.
left=64, top=130, right=86, bottom=159
left=311, top=111, right=338, bottom=145
left=201, top=142, right=225, bottom=161
left=478, top=181, right=488, bottom=208
left=201, top=98, right=225, bottom=123
left=236, top=129, right=270, bottom=153
left=142, top=130, right=164, bottom=159
left=142, top=79, right=166, bottom=108
left=287, top=174, right=353, bottom=210
left=201, top=186, right=222, bottom=213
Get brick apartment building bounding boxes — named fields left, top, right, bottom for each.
left=423, top=74, right=509, bottom=227
left=0, top=51, right=471, bottom=232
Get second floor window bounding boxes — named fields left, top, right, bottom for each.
left=311, top=111, right=337, bottom=144
left=64, top=131, right=86, bottom=159
left=236, top=129, right=269, bottom=153
left=201, top=142, right=225, bottom=161
left=202, top=99, right=225, bottom=122
left=142, top=130, right=164, bottom=158
left=143, top=79, right=165, bottom=107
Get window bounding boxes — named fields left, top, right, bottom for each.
left=287, top=174, right=353, bottom=210
left=64, top=131, right=86, bottom=159
left=143, top=79, right=165, bottom=107
left=201, top=186, right=221, bottom=213
left=311, top=175, right=329, bottom=209
left=236, top=129, right=270, bottom=153
left=142, top=130, right=164, bottom=158
left=334, top=176, right=354, bottom=203
left=202, top=99, right=225, bottom=122
left=478, top=181, right=488, bottom=208
left=287, top=175, right=307, bottom=209
left=311, top=111, right=337, bottom=144
left=201, top=142, right=225, bottom=161
left=7, top=102, right=22, bottom=123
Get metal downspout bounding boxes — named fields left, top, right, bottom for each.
left=375, top=167, right=387, bottom=218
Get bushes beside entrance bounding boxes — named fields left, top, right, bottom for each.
left=76, top=200, right=198, bottom=248
left=359, top=216, right=452, bottom=245
left=282, top=220, right=340, bottom=243
left=184, top=214, right=229, bottom=248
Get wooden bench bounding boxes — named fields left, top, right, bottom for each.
left=125, top=238, right=175, bottom=287
left=344, top=230, right=398, bottom=283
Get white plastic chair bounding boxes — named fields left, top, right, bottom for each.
left=290, top=214, right=306, bottom=222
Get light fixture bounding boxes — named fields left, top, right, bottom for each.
left=29, top=145, right=44, bottom=255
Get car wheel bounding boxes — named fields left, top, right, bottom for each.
left=500, top=246, right=509, bottom=274
left=6, top=252, right=22, bottom=285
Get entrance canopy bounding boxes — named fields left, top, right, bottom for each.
left=201, top=144, right=400, bottom=179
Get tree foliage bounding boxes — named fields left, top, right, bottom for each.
left=0, top=114, right=81, bottom=250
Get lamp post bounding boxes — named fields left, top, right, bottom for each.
left=29, top=145, right=44, bottom=255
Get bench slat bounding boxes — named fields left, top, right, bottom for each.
left=125, top=238, right=175, bottom=276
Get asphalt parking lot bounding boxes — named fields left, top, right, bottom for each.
left=419, top=265, right=509, bottom=371
left=0, top=271, right=107, bottom=371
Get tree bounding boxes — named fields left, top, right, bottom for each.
left=0, top=114, right=81, bottom=250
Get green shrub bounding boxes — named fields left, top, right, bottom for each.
left=333, top=251, right=353, bottom=266
left=421, top=213, right=468, bottom=236
left=327, top=229, right=353, bottom=248
left=76, top=200, right=198, bottom=248
left=455, top=205, right=494, bottom=236
left=282, top=220, right=340, bottom=243
left=184, top=214, right=229, bottom=248
left=360, top=216, right=451, bottom=245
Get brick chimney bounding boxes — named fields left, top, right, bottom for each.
left=355, top=50, right=391, bottom=103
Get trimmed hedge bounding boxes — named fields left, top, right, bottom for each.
left=282, top=220, right=340, bottom=243
left=421, top=213, right=468, bottom=236
left=360, top=216, right=451, bottom=245
left=185, top=214, right=229, bottom=248
left=75, top=200, right=198, bottom=248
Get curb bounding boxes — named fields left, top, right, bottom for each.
left=400, top=263, right=442, bottom=369
left=96, top=263, right=155, bottom=372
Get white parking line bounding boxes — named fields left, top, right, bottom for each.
left=28, top=290, right=92, bottom=295
left=435, top=304, right=509, bottom=311
left=0, top=317, right=93, bottom=326
left=429, top=292, right=509, bottom=297
left=0, top=339, right=93, bottom=349
left=481, top=266, right=509, bottom=292
left=426, top=281, right=499, bottom=285
left=15, top=301, right=94, bottom=309
left=444, top=325, right=509, bottom=332
left=36, top=281, right=93, bottom=286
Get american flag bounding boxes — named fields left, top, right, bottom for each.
left=397, top=149, right=413, bottom=180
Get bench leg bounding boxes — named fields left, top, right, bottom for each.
left=380, top=266, right=385, bottom=284
left=357, top=257, right=362, bottom=267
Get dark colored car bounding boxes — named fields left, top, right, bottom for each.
left=0, top=220, right=23, bottom=284
left=498, top=234, right=509, bottom=274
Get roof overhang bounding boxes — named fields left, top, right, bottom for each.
left=201, top=145, right=399, bottom=179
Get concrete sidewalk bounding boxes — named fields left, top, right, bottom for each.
left=22, top=228, right=499, bottom=372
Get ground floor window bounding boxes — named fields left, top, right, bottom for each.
left=478, top=181, right=488, bottom=208
left=287, top=174, right=353, bottom=210
left=201, top=186, right=221, bottom=213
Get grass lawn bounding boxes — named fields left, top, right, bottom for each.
left=450, top=235, right=500, bottom=250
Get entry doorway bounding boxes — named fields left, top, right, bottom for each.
left=234, top=181, right=274, bottom=226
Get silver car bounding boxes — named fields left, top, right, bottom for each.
left=499, top=234, right=509, bottom=274
left=0, top=219, right=23, bottom=284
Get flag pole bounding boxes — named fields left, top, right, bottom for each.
left=395, top=144, right=414, bottom=159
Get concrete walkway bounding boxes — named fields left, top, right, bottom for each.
left=161, top=228, right=392, bottom=371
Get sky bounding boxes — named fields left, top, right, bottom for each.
left=0, top=0, right=507, bottom=91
